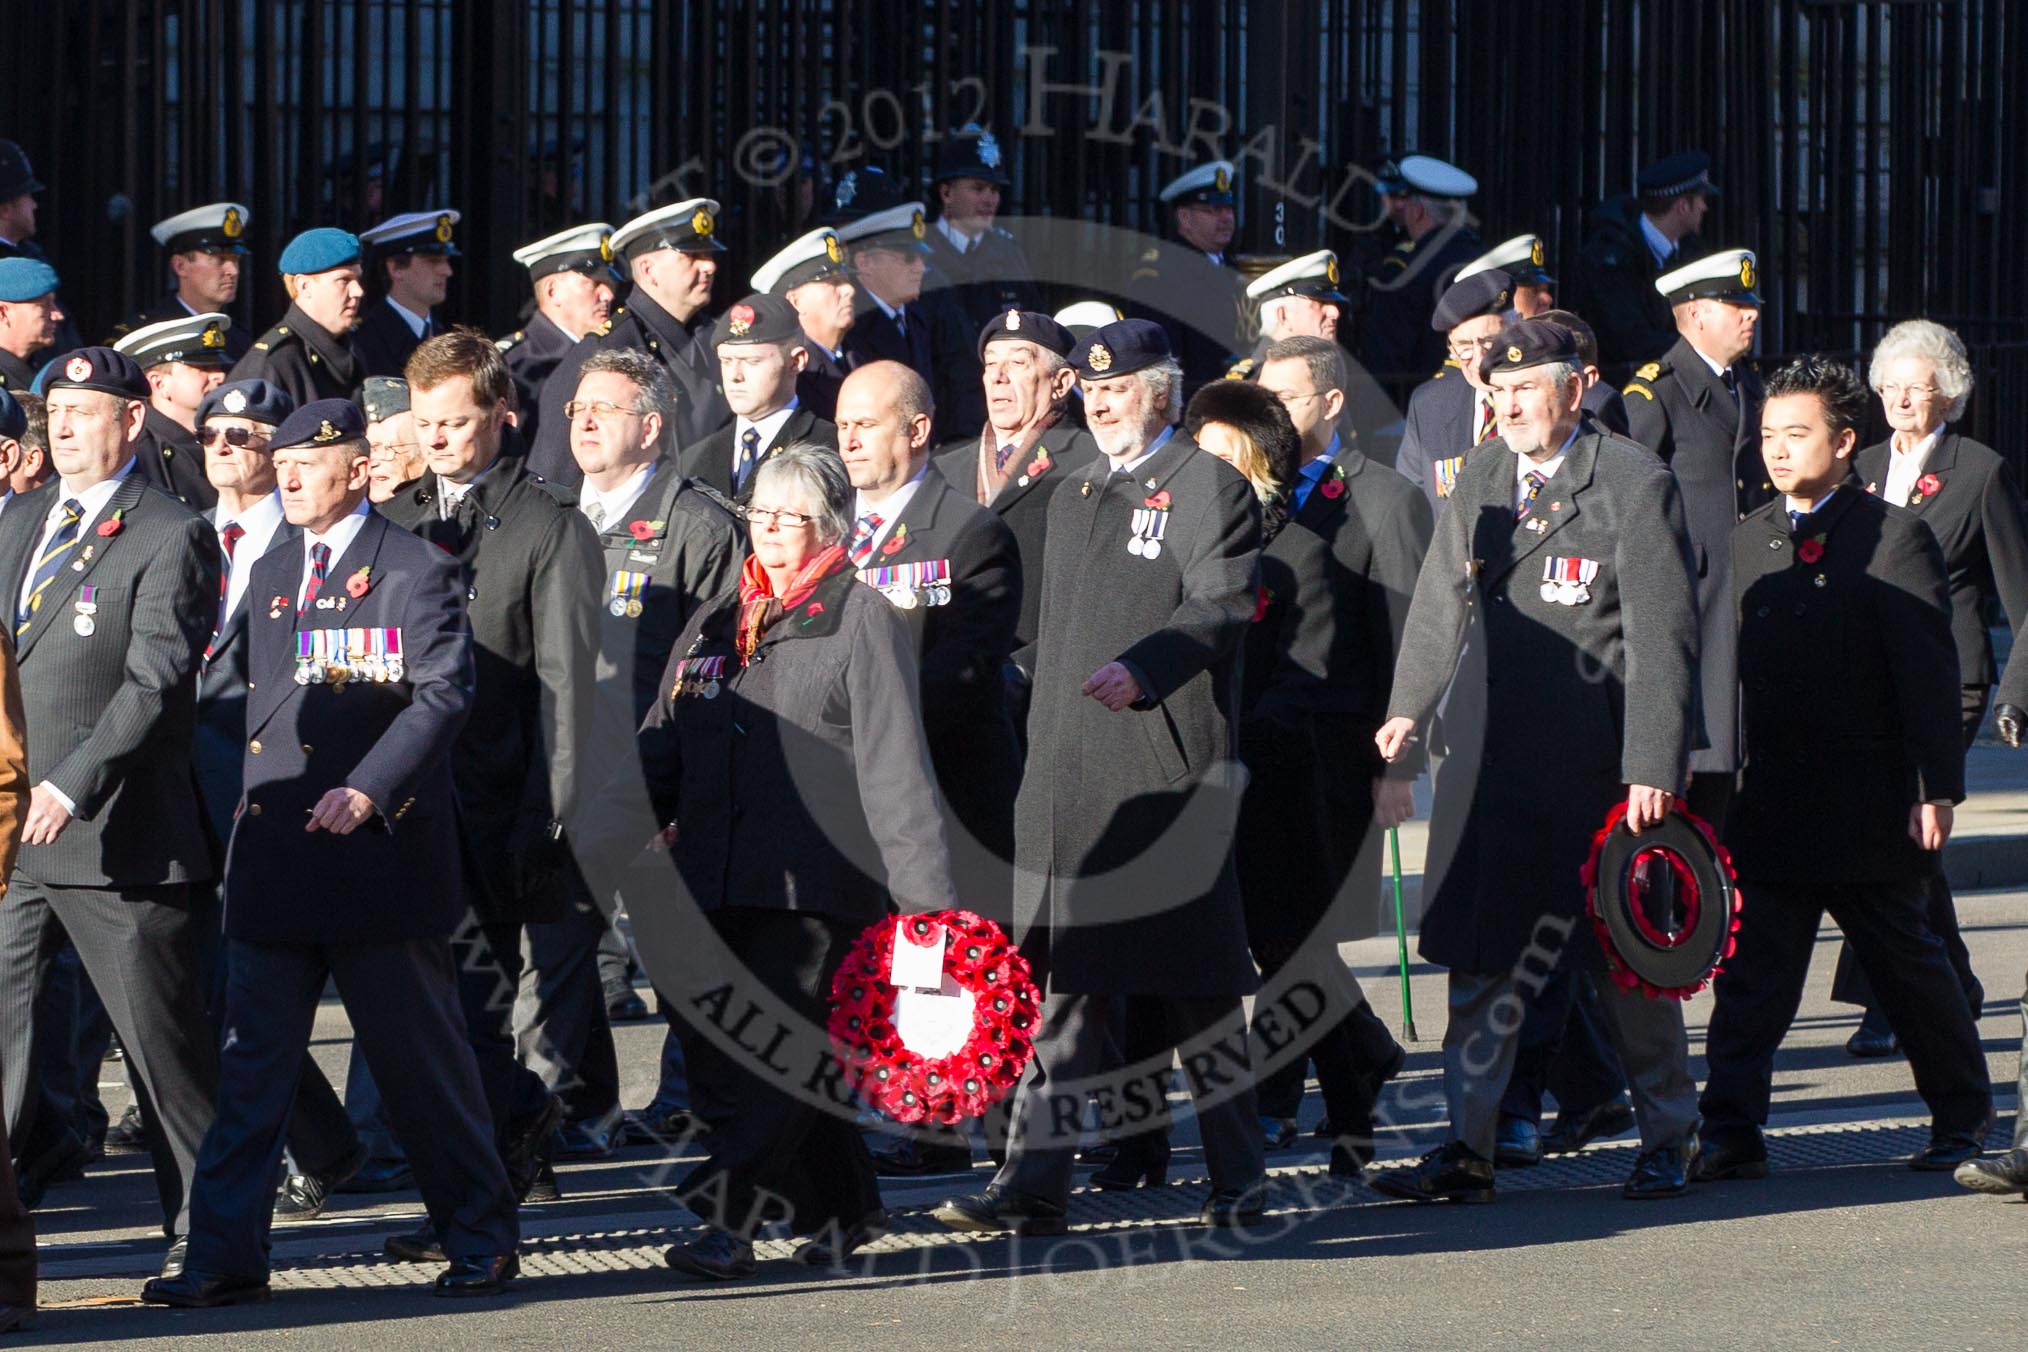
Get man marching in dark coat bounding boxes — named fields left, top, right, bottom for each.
left=228, top=229, right=366, bottom=409
left=1695, top=356, right=1992, bottom=1182
left=1374, top=319, right=1704, bottom=1203
left=933, top=319, right=1268, bottom=1235
left=141, top=400, right=520, bottom=1306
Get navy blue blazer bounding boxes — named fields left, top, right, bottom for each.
left=194, top=514, right=301, bottom=864
left=223, top=510, right=475, bottom=944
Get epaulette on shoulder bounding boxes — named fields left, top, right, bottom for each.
left=1223, top=358, right=1256, bottom=380
left=1635, top=361, right=1663, bottom=381
left=496, top=331, right=524, bottom=352
left=1623, top=381, right=1654, bottom=400
left=593, top=318, right=616, bottom=337
left=528, top=472, right=577, bottom=507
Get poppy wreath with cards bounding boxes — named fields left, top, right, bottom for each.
left=1580, top=801, right=1742, bottom=1001
left=828, top=910, right=1041, bottom=1124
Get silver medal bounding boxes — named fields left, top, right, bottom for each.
left=1128, top=534, right=1146, bottom=557
left=609, top=597, right=628, bottom=617
left=1539, top=581, right=1559, bottom=603
left=72, top=614, right=95, bottom=637
left=1556, top=581, right=1581, bottom=606
left=703, top=679, right=721, bottom=699
left=1142, top=538, right=1162, bottom=559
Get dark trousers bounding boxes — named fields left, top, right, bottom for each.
left=675, top=909, right=881, bottom=1238
left=1501, top=947, right=1628, bottom=1124
left=1249, top=936, right=1400, bottom=1131
left=0, top=1042, right=34, bottom=1312
left=15, top=943, right=98, bottom=1165
left=1830, top=690, right=1989, bottom=1018
left=0, top=881, right=217, bottom=1237
left=516, top=904, right=620, bottom=1120
left=452, top=913, right=554, bottom=1142
left=995, top=989, right=1265, bottom=1208
left=1701, top=878, right=1992, bottom=1145
left=186, top=937, right=517, bottom=1278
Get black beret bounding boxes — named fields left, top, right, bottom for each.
left=197, top=379, right=294, bottom=429
left=977, top=309, right=1074, bottom=361
left=711, top=292, right=802, bottom=348
left=1431, top=269, right=1514, bottom=332
left=270, top=398, right=367, bottom=450
left=1069, top=319, right=1172, bottom=380
left=361, top=376, right=410, bottom=421
left=1477, top=319, right=1581, bottom=383
left=46, top=347, right=149, bottom=401
left=0, top=388, right=22, bottom=441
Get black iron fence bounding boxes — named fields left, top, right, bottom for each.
left=1, top=1, right=2020, bottom=449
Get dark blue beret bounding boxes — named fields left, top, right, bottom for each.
left=362, top=376, right=410, bottom=421
left=46, top=347, right=149, bottom=400
left=198, top=379, right=295, bottom=429
left=277, top=227, right=362, bottom=275
left=1477, top=319, right=1581, bottom=383
left=0, top=388, right=23, bottom=441
left=1431, top=269, right=1514, bottom=332
left=271, top=398, right=367, bottom=449
left=977, top=309, right=1075, bottom=360
left=1070, top=318, right=1172, bottom=380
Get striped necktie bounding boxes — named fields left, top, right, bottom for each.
left=16, top=497, right=85, bottom=637
left=1475, top=397, right=1497, bottom=445
left=847, top=512, right=884, bottom=565
left=299, top=543, right=330, bottom=618
left=1516, top=470, right=1548, bottom=520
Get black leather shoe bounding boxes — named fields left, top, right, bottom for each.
left=1845, top=1012, right=1900, bottom=1059
left=1623, top=1135, right=1698, bottom=1199
left=1200, top=1183, right=1268, bottom=1227
left=665, top=1228, right=757, bottom=1280
left=505, top=1095, right=567, bottom=1201
left=931, top=1185, right=1069, bottom=1236
left=870, top=1134, right=975, bottom=1178
left=384, top=1224, right=446, bottom=1263
left=1328, top=1141, right=1371, bottom=1179
left=1542, top=1095, right=1637, bottom=1155
left=1494, top=1116, right=1543, bottom=1168
left=273, top=1146, right=365, bottom=1221
left=553, top=1106, right=623, bottom=1160
left=622, top=1101, right=702, bottom=1147
left=16, top=1131, right=91, bottom=1209
left=160, top=1237, right=188, bottom=1280
left=140, top=1271, right=272, bottom=1308
left=1909, top=1130, right=1984, bottom=1172
left=1261, top=1116, right=1297, bottom=1152
left=1090, top=1135, right=1170, bottom=1190
left=1955, top=1147, right=2028, bottom=1194
left=435, top=1252, right=519, bottom=1296
left=1691, top=1135, right=1769, bottom=1181
left=336, top=1158, right=414, bottom=1194
left=104, top=1103, right=147, bottom=1154
left=791, top=1209, right=890, bottom=1267
left=604, top=984, right=651, bottom=1022
left=0, top=1302, right=33, bottom=1333
left=523, top=1161, right=562, bottom=1203
left=1370, top=1142, right=1495, bottom=1203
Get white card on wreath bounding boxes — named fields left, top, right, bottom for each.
left=889, top=921, right=947, bottom=990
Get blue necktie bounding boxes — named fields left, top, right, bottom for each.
left=735, top=428, right=761, bottom=493
left=1789, top=509, right=1807, bottom=533
left=17, top=497, right=84, bottom=636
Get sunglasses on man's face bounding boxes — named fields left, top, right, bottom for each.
left=199, top=426, right=269, bottom=448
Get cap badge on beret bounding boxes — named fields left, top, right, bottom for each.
left=1740, top=256, right=1755, bottom=289
left=824, top=234, right=843, bottom=263
left=201, top=322, right=226, bottom=349
left=727, top=304, right=754, bottom=338
left=1214, top=166, right=1231, bottom=191
left=65, top=356, right=92, bottom=383
left=315, top=420, right=343, bottom=443
left=1506, top=345, right=1523, bottom=363
left=1006, top=309, right=1021, bottom=331
left=692, top=208, right=715, bottom=238
left=910, top=209, right=926, bottom=239
left=1325, top=256, right=1341, bottom=284
left=223, top=389, right=248, bottom=414
left=1530, top=239, right=1545, bottom=266
left=223, top=207, right=244, bottom=239
left=979, top=131, right=1002, bottom=169
left=435, top=213, right=454, bottom=244
left=1088, top=342, right=1112, bottom=373
left=1497, top=288, right=1510, bottom=308
left=598, top=233, right=614, bottom=262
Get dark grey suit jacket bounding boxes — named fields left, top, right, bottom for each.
left=0, top=471, right=220, bottom=887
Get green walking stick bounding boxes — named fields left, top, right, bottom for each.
left=1388, top=826, right=1418, bottom=1041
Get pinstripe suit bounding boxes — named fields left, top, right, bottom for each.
left=0, top=469, right=222, bottom=1238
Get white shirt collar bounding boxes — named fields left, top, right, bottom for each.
left=1111, top=424, right=1177, bottom=476
left=1688, top=342, right=1731, bottom=379
left=867, top=291, right=906, bottom=325
left=299, top=499, right=372, bottom=603
left=852, top=464, right=930, bottom=551
left=735, top=400, right=800, bottom=464
left=436, top=460, right=496, bottom=518
left=53, top=458, right=137, bottom=532
left=935, top=217, right=983, bottom=252
left=216, top=490, right=287, bottom=619
left=580, top=462, right=658, bottom=531
left=1884, top=430, right=1943, bottom=505
left=386, top=295, right=430, bottom=338
left=1639, top=213, right=1675, bottom=269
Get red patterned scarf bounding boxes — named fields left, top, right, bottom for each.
left=734, top=543, right=849, bottom=664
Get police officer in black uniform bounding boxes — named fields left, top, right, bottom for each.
left=109, top=203, right=254, bottom=360
left=228, top=228, right=366, bottom=408
left=1623, top=247, right=1769, bottom=830
left=499, top=222, right=618, bottom=451
left=1570, top=151, right=1717, bottom=371
left=923, top=124, right=1041, bottom=333
left=353, top=210, right=460, bottom=379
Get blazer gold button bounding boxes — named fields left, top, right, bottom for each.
left=248, top=802, right=262, bottom=816
left=301, top=744, right=313, bottom=754
left=249, top=739, right=262, bottom=753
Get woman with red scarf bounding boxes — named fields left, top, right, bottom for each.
left=623, top=442, right=956, bottom=1280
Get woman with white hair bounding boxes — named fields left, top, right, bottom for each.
left=1833, top=318, right=2028, bottom=1060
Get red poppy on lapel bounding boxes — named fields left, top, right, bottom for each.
left=1145, top=490, right=1172, bottom=510
left=96, top=509, right=125, bottom=538
left=345, top=566, right=372, bottom=599
left=1797, top=538, right=1825, bottom=564
left=1917, top=473, right=1942, bottom=497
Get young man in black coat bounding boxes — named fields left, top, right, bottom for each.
left=379, top=330, right=604, bottom=1244
left=352, top=211, right=459, bottom=379
left=228, top=229, right=366, bottom=408
left=1696, top=355, right=1992, bottom=1182
left=142, top=400, right=518, bottom=1306
left=499, top=223, right=618, bottom=453
left=681, top=293, right=836, bottom=500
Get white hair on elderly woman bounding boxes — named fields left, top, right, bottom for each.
left=1868, top=318, right=1974, bottom=423
left=749, top=442, right=851, bottom=545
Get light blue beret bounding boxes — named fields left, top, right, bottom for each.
left=277, top=227, right=362, bottom=275
left=0, top=256, right=60, bottom=303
